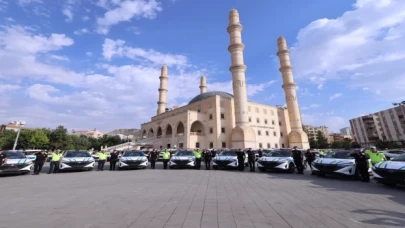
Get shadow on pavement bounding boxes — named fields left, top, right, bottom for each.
left=351, top=209, right=405, bottom=227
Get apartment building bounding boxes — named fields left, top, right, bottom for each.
left=339, top=127, right=352, bottom=136
left=303, top=125, right=329, bottom=141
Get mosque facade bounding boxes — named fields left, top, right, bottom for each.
left=139, top=9, right=309, bottom=150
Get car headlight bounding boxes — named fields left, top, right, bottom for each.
left=232, top=159, right=237, bottom=162
left=62, top=159, right=71, bottom=163
left=188, top=157, right=195, bottom=161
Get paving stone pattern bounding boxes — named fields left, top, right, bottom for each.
left=0, top=166, right=405, bottom=228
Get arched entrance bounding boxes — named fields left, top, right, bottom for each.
left=148, top=128, right=154, bottom=138
left=165, top=124, right=173, bottom=136
left=190, top=121, right=204, bottom=135
left=142, top=130, right=147, bottom=138
left=157, top=127, right=163, bottom=138
left=176, top=122, right=184, bottom=136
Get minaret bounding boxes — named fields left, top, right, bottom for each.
left=199, top=75, right=207, bottom=94
left=227, top=9, right=256, bottom=148
left=277, top=36, right=309, bottom=149
left=157, top=65, right=168, bottom=115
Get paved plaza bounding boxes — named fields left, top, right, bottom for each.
left=1, top=163, right=405, bottom=228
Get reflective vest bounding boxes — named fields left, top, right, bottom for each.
left=162, top=151, right=170, bottom=159
left=51, top=153, right=61, bottom=161
left=98, top=152, right=108, bottom=160
left=194, top=151, right=202, bottom=159
left=365, top=151, right=384, bottom=163
left=319, top=151, right=324, bottom=156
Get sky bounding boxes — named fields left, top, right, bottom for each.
left=0, top=0, right=404, bottom=133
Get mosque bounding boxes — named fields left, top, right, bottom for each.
left=139, top=9, right=309, bottom=150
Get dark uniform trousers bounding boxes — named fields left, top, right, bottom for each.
left=294, top=159, right=304, bottom=173
left=195, top=158, right=202, bottom=170
left=238, top=158, right=245, bottom=171
left=358, top=162, right=370, bottom=181
left=48, top=161, right=59, bottom=174
left=34, top=161, right=44, bottom=174
left=110, top=160, right=117, bottom=170
left=150, top=160, right=156, bottom=169
left=98, top=160, right=105, bottom=170
left=163, top=159, right=169, bottom=169
left=204, top=159, right=211, bottom=170
left=248, top=159, right=255, bottom=171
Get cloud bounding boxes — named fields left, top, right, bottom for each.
left=102, top=38, right=188, bottom=67
left=49, top=55, right=69, bottom=61
left=0, top=84, right=20, bottom=93
left=329, top=93, right=342, bottom=100
left=62, top=0, right=79, bottom=22
left=290, top=0, right=405, bottom=101
left=86, top=52, right=93, bottom=56
left=74, top=28, right=89, bottom=35
left=17, top=0, right=43, bottom=6
left=82, top=16, right=90, bottom=22
left=0, top=0, right=8, bottom=12
left=301, top=104, right=320, bottom=110
left=96, top=0, right=163, bottom=34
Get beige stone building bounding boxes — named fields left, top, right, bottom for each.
left=303, top=125, right=329, bottom=141
left=139, top=9, right=309, bottom=150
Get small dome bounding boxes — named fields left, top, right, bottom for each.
left=188, top=91, right=234, bottom=104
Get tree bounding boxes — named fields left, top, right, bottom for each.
left=49, top=126, right=69, bottom=149
left=0, top=130, right=17, bottom=150
left=309, top=137, right=318, bottom=149
left=351, top=141, right=361, bottom=148
left=30, top=130, right=49, bottom=149
left=317, top=131, right=329, bottom=149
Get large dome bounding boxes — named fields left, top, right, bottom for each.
left=188, top=91, right=234, bottom=105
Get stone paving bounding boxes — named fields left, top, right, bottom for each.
left=0, top=163, right=404, bottom=228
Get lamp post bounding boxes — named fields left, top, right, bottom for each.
left=12, top=120, right=25, bottom=150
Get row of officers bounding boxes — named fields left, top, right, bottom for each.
left=147, top=149, right=262, bottom=171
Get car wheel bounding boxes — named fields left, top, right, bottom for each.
left=318, top=173, right=326, bottom=177
left=258, top=168, right=265, bottom=172
left=169, top=166, right=173, bottom=169
left=213, top=166, right=218, bottom=170
left=288, top=163, right=295, bottom=173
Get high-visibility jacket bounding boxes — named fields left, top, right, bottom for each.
left=51, top=153, right=61, bottom=161
left=162, top=151, right=170, bottom=159
left=365, top=151, right=385, bottom=164
left=194, top=151, right=202, bottom=159
left=98, top=152, right=108, bottom=160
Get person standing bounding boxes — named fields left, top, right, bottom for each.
left=203, top=150, right=212, bottom=170
left=33, top=150, right=47, bottom=175
left=109, top=150, right=118, bottom=171
left=292, top=146, right=304, bottom=174
left=193, top=149, right=202, bottom=170
left=258, top=149, right=263, bottom=158
left=149, top=150, right=158, bottom=169
left=0, top=150, right=8, bottom=167
left=237, top=149, right=245, bottom=171
left=48, top=150, right=61, bottom=174
left=97, top=150, right=108, bottom=171
left=304, top=149, right=315, bottom=173
left=319, top=150, right=325, bottom=158
left=350, top=149, right=370, bottom=182
left=161, top=150, right=171, bottom=169
left=247, top=148, right=256, bottom=172
left=365, top=146, right=386, bottom=166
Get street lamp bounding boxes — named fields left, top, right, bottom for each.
left=12, top=120, right=25, bottom=150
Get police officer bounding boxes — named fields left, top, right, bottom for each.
left=161, top=149, right=171, bottom=169
left=203, top=149, right=212, bottom=170
left=193, top=149, right=202, bottom=170
left=33, top=150, right=47, bottom=175
left=0, top=150, right=8, bottom=167
left=365, top=146, right=386, bottom=166
left=304, top=149, right=315, bottom=172
left=149, top=150, right=158, bottom=169
left=97, top=150, right=108, bottom=171
left=292, top=146, right=304, bottom=174
left=237, top=149, right=245, bottom=171
left=319, top=150, right=325, bottom=158
left=258, top=149, right=263, bottom=158
left=247, top=148, right=256, bottom=172
left=48, top=150, right=61, bottom=174
left=350, top=149, right=370, bottom=182
left=109, top=150, right=118, bottom=171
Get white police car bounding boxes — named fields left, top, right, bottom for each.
left=169, top=150, right=195, bottom=169
left=312, top=150, right=371, bottom=177
left=212, top=150, right=247, bottom=169
left=0, top=151, right=33, bottom=175
left=59, top=150, right=95, bottom=171
left=257, top=150, right=295, bottom=173
left=372, top=154, right=405, bottom=186
left=118, top=150, right=148, bottom=170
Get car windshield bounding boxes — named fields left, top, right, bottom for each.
left=64, top=151, right=91, bottom=157
left=123, top=151, right=144, bottom=157
left=219, top=151, right=237, bottom=156
left=391, top=154, right=405, bottom=161
left=175, top=151, right=194, bottom=156
left=4, top=151, right=26, bottom=159
left=324, top=151, right=352, bottom=159
left=266, top=150, right=291, bottom=157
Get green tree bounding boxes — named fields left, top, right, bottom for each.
left=309, top=137, right=318, bottom=149
left=0, top=130, right=17, bottom=150
left=16, top=130, right=34, bottom=150
left=30, top=130, right=49, bottom=149
left=49, top=126, right=69, bottom=149
left=70, top=135, right=91, bottom=150
left=317, top=131, right=329, bottom=149
left=351, top=141, right=361, bottom=148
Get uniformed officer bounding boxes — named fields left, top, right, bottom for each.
left=247, top=148, right=256, bottom=172
left=148, top=150, right=158, bottom=169
left=237, top=149, right=245, bottom=171
left=365, top=146, right=386, bottom=166
left=97, top=150, right=108, bottom=171
left=319, top=150, right=325, bottom=158
left=350, top=149, right=370, bottom=182
left=109, top=150, right=118, bottom=171
left=33, top=150, right=47, bottom=175
left=292, top=146, right=304, bottom=174
left=203, top=149, right=212, bottom=170
left=161, top=149, right=171, bottom=169
left=0, top=150, right=8, bottom=167
left=48, top=150, right=61, bottom=174
left=193, top=149, right=202, bottom=170
left=258, top=149, right=263, bottom=158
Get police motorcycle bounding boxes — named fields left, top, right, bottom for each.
left=169, top=150, right=195, bottom=169
left=0, top=151, right=33, bottom=175
left=212, top=150, right=247, bottom=170
left=372, top=153, right=405, bottom=186
left=118, top=150, right=148, bottom=170
left=257, top=149, right=295, bottom=173
left=59, top=150, right=95, bottom=171
left=312, top=150, right=371, bottom=177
